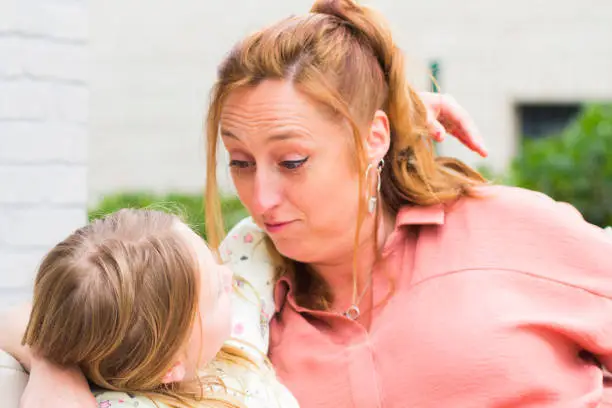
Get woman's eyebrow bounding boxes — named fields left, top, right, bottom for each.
left=220, top=129, right=238, bottom=139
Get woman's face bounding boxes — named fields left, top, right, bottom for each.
left=220, top=80, right=381, bottom=265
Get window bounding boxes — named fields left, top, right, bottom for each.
left=516, top=103, right=582, bottom=140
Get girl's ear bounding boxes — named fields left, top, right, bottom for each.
left=161, top=361, right=187, bottom=384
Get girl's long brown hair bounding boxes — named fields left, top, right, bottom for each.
left=23, top=209, right=252, bottom=408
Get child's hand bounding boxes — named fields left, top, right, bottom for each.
left=420, top=91, right=488, bottom=158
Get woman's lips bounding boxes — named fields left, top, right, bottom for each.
left=264, top=220, right=295, bottom=234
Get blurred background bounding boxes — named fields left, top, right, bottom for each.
left=1, top=0, right=611, bottom=309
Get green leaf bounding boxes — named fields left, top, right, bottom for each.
left=508, top=104, right=612, bottom=228
left=89, top=192, right=247, bottom=239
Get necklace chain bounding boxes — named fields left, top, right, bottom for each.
left=341, top=273, right=373, bottom=320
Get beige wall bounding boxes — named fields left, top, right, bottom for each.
left=89, top=0, right=612, bottom=203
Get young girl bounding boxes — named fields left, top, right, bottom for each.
left=22, top=208, right=298, bottom=408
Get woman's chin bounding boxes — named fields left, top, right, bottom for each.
left=272, top=240, right=315, bottom=263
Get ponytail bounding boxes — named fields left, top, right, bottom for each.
left=311, top=0, right=485, bottom=213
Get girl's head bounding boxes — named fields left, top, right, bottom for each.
left=205, top=0, right=484, bottom=307
left=23, top=209, right=234, bottom=404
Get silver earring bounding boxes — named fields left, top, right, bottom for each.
left=365, top=159, right=384, bottom=214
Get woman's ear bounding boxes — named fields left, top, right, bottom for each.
left=365, top=110, right=391, bottom=162
left=161, top=361, right=187, bottom=384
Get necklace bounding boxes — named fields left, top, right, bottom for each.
left=342, top=272, right=373, bottom=320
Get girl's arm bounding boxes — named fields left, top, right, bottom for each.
left=0, top=304, right=96, bottom=408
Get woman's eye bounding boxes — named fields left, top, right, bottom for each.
left=280, top=157, right=309, bottom=170
left=229, top=160, right=252, bottom=169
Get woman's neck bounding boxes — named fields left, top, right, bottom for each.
left=308, top=210, right=395, bottom=309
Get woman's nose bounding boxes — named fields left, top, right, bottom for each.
left=251, top=168, right=282, bottom=214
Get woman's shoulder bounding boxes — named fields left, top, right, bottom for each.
left=447, top=184, right=612, bottom=249
left=441, top=184, right=612, bottom=285
left=400, top=185, right=581, bottom=230
left=465, top=184, right=562, bottom=209
left=454, top=184, right=591, bottom=229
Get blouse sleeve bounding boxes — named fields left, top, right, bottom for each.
left=501, top=192, right=612, bottom=370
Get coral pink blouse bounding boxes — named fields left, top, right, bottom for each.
left=269, top=186, right=612, bottom=407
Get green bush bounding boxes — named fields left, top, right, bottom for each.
left=89, top=192, right=248, bottom=239
left=509, top=104, right=612, bottom=228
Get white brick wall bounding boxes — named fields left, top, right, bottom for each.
left=88, top=0, right=612, bottom=202
left=0, top=0, right=88, bottom=310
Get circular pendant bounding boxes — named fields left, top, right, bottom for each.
left=344, top=305, right=361, bottom=320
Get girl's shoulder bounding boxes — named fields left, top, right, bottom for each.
left=96, top=391, right=165, bottom=408
left=220, top=217, right=268, bottom=263
left=220, top=216, right=276, bottom=291
left=207, top=361, right=300, bottom=408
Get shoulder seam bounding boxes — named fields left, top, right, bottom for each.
left=412, top=267, right=612, bottom=301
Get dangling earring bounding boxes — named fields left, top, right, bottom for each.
left=365, top=159, right=384, bottom=214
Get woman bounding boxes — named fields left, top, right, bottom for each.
left=4, top=0, right=612, bottom=407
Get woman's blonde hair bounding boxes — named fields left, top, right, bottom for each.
left=23, top=209, right=249, bottom=408
left=205, top=0, right=486, bottom=309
